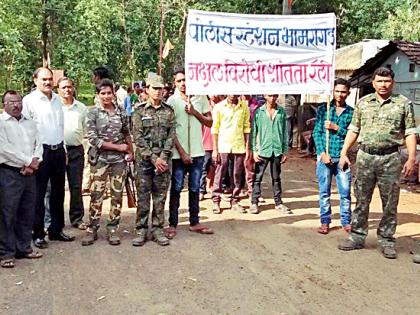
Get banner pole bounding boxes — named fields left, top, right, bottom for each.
left=187, top=95, right=191, bottom=155
left=326, top=95, right=331, bottom=155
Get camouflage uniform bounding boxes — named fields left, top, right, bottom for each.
left=132, top=100, right=175, bottom=233
left=86, top=103, right=130, bottom=231
left=348, top=93, right=417, bottom=245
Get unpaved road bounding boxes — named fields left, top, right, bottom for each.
left=1, top=150, right=420, bottom=315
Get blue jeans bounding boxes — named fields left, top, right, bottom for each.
left=169, top=156, right=204, bottom=227
left=316, top=156, right=351, bottom=226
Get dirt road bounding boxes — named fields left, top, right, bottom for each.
left=1, top=151, right=419, bottom=314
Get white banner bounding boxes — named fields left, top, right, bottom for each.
left=185, top=10, right=336, bottom=95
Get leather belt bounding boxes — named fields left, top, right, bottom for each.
left=66, top=144, right=83, bottom=150
left=359, top=144, right=398, bottom=156
left=0, top=164, right=21, bottom=172
left=43, top=142, right=64, bottom=150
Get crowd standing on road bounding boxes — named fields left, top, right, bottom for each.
left=0, top=66, right=419, bottom=269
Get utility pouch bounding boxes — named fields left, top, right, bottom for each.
left=87, top=146, right=99, bottom=166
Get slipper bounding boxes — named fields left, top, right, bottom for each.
left=1, top=258, right=15, bottom=268
left=317, top=224, right=329, bottom=235
left=16, top=251, right=43, bottom=259
left=164, top=226, right=177, bottom=239
left=189, top=224, right=214, bottom=235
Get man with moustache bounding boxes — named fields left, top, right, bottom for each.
left=0, top=91, right=43, bottom=268
left=58, top=77, right=88, bottom=230
left=23, top=67, right=75, bottom=249
left=338, top=67, right=417, bottom=259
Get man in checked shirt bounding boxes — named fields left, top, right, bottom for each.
left=313, top=78, right=354, bottom=235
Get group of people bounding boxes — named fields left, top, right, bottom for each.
left=0, top=65, right=419, bottom=269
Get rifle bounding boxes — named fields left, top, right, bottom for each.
left=125, top=162, right=137, bottom=208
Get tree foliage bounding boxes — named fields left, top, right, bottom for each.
left=0, top=0, right=417, bottom=92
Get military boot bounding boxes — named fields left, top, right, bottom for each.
left=81, top=227, right=98, bottom=246
left=381, top=243, right=397, bottom=259
left=132, top=229, right=147, bottom=247
left=152, top=229, right=170, bottom=246
left=107, top=229, right=121, bottom=246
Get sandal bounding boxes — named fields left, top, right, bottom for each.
left=164, top=226, right=177, bottom=239
left=189, top=224, right=214, bottom=235
left=16, top=251, right=43, bottom=259
left=1, top=258, right=15, bottom=268
left=317, top=224, right=329, bottom=235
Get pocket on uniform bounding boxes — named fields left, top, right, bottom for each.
left=142, top=117, right=154, bottom=127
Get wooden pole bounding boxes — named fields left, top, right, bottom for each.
left=326, top=95, right=331, bottom=155
left=187, top=95, right=191, bottom=155
left=41, top=0, right=49, bottom=67
left=158, top=1, right=164, bottom=75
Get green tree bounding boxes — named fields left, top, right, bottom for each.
left=382, top=0, right=420, bottom=41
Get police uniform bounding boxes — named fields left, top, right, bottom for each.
left=85, top=102, right=130, bottom=232
left=132, top=78, right=175, bottom=243
left=348, top=93, right=417, bottom=245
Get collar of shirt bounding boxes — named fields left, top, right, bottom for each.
left=173, top=89, right=204, bottom=104
left=369, top=93, right=394, bottom=106
left=1, top=112, right=29, bottom=122
left=329, top=100, right=351, bottom=113
left=33, top=89, right=59, bottom=102
left=220, top=99, right=247, bottom=110
left=144, top=101, right=162, bottom=109
left=98, top=102, right=122, bottom=113
left=62, top=98, right=79, bottom=110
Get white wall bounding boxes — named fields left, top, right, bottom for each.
left=381, top=51, right=420, bottom=120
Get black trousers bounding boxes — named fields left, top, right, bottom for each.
left=0, top=166, right=36, bottom=258
left=251, top=154, right=283, bottom=205
left=33, top=146, right=66, bottom=239
left=66, top=145, right=85, bottom=225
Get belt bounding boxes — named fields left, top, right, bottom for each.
left=0, top=164, right=21, bottom=172
left=43, top=142, right=64, bottom=150
left=359, top=144, right=399, bottom=156
left=66, top=144, right=83, bottom=150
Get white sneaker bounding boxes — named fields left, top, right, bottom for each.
left=275, top=203, right=292, bottom=214
left=249, top=204, right=259, bottom=214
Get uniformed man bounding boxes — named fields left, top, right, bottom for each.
left=132, top=75, right=175, bottom=247
left=338, top=67, right=417, bottom=259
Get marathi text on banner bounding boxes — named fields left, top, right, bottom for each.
left=185, top=10, right=336, bottom=95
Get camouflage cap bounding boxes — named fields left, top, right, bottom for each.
left=146, top=75, right=164, bottom=88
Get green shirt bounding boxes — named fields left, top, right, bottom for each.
left=131, top=93, right=139, bottom=104
left=250, top=104, right=288, bottom=158
left=348, top=93, right=417, bottom=148
left=166, top=91, right=209, bottom=159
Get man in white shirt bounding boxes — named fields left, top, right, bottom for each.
left=0, top=91, right=43, bottom=268
left=115, top=82, right=127, bottom=107
left=58, top=77, right=88, bottom=230
left=22, top=67, right=75, bottom=248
